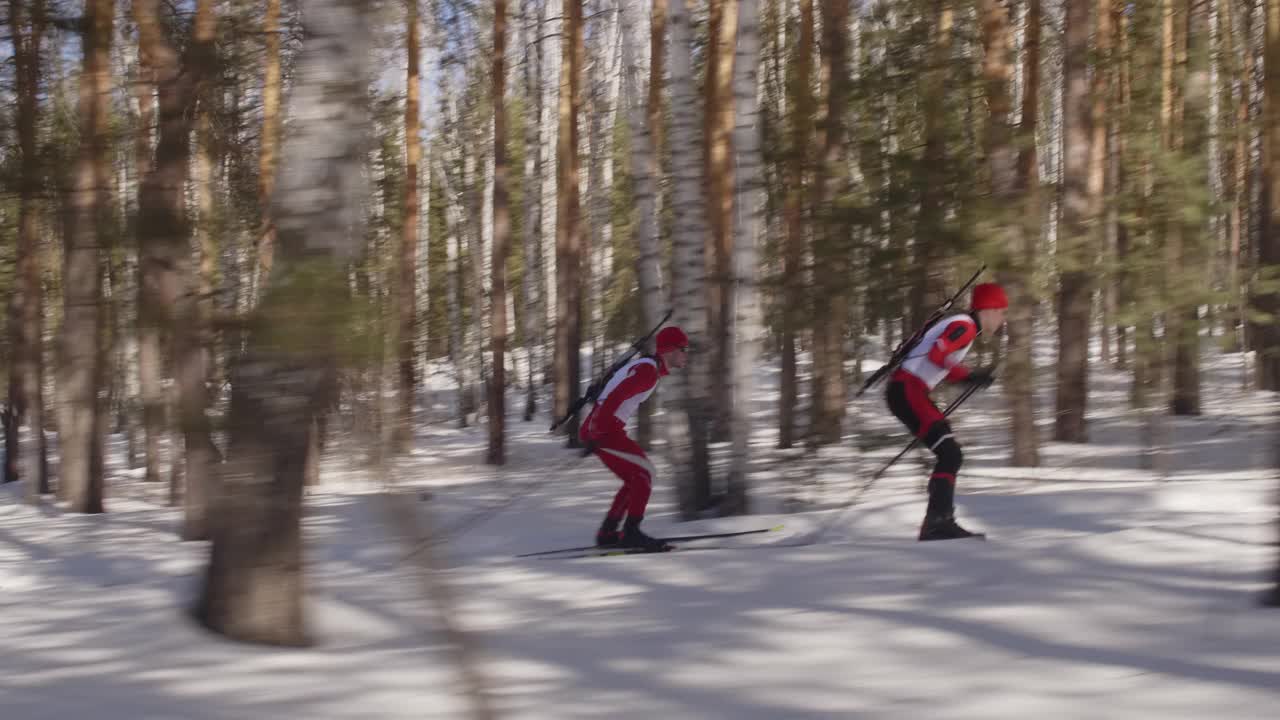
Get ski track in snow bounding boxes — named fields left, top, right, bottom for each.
left=1, top=345, right=1278, bottom=719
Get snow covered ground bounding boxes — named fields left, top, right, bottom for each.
left=1, top=346, right=1278, bottom=719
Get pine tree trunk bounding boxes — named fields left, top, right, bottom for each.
left=1174, top=0, right=1207, bottom=414
left=667, top=0, right=713, bottom=517
left=521, top=0, right=544, bottom=422
left=725, top=0, right=763, bottom=516
left=1259, top=0, right=1280, bottom=390
left=1114, top=0, right=1132, bottom=371
left=489, top=0, right=510, bottom=465
left=778, top=0, right=813, bottom=450
left=554, top=0, right=585, bottom=445
left=255, top=0, right=283, bottom=300
left=982, top=0, right=1039, bottom=467
left=912, top=0, right=954, bottom=331
left=440, top=159, right=469, bottom=427
left=706, top=0, right=738, bottom=443
left=193, top=0, right=372, bottom=646
left=396, top=0, right=421, bottom=453
left=131, top=36, right=164, bottom=486
left=7, top=0, right=50, bottom=498
left=61, top=0, right=113, bottom=514
left=810, top=0, right=850, bottom=447
left=1054, top=0, right=1093, bottom=443
left=1091, top=0, right=1113, bottom=367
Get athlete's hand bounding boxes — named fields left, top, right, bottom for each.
left=967, top=365, right=996, bottom=389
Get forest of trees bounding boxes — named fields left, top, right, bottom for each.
left=2, top=0, right=1279, bottom=641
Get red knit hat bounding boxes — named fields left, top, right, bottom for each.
left=972, top=283, right=1009, bottom=310
left=656, top=326, right=689, bottom=355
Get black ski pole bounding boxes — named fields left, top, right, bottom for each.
left=872, top=382, right=982, bottom=480
left=854, top=265, right=986, bottom=400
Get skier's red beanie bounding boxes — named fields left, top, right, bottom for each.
left=656, top=326, right=689, bottom=355
left=971, top=283, right=1009, bottom=311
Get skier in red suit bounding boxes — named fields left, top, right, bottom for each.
left=580, top=326, right=690, bottom=551
left=887, top=282, right=1007, bottom=540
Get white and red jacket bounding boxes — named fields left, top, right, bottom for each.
left=899, top=313, right=980, bottom=390
left=583, top=355, right=668, bottom=437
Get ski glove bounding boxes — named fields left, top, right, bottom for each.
left=967, top=365, right=996, bottom=389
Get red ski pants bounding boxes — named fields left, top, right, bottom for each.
left=581, top=426, right=655, bottom=520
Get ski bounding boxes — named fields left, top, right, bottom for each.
left=515, top=524, right=784, bottom=558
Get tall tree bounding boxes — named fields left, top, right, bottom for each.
left=706, top=0, right=738, bottom=441
left=256, top=0, right=283, bottom=299
left=489, top=0, right=510, bottom=465
left=778, top=0, right=814, bottom=449
left=60, top=0, right=114, bottom=513
left=134, top=0, right=220, bottom=539
left=1054, top=0, right=1094, bottom=443
left=1091, top=0, right=1114, bottom=366
left=6, top=0, right=51, bottom=498
left=553, top=0, right=585, bottom=444
left=1260, top=0, right=1280, bottom=390
left=398, top=0, right=422, bottom=452
left=133, top=24, right=164, bottom=487
left=981, top=0, right=1039, bottom=466
left=194, top=0, right=372, bottom=646
left=726, top=0, right=764, bottom=515
left=667, top=0, right=713, bottom=515
left=809, top=0, right=851, bottom=446
left=911, top=0, right=955, bottom=330
left=521, top=0, right=544, bottom=422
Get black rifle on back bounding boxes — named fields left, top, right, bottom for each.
left=550, top=308, right=675, bottom=433
left=854, top=265, right=986, bottom=400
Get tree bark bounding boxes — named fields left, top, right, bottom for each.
left=255, top=0, right=283, bottom=300
left=706, top=0, right=738, bottom=442
left=521, top=0, right=544, bottom=422
left=554, top=0, right=585, bottom=444
left=61, top=0, right=113, bottom=514
left=1054, top=0, right=1093, bottom=443
left=637, top=0, right=668, bottom=451
left=667, top=0, right=713, bottom=516
left=193, top=0, right=372, bottom=647
left=7, top=0, right=51, bottom=498
left=778, top=0, right=813, bottom=449
left=397, top=0, right=421, bottom=453
left=911, top=0, right=954, bottom=331
left=1091, top=0, right=1113, bottom=367
left=489, top=0, right=510, bottom=465
left=725, top=0, right=763, bottom=516
left=1259, top=0, right=1280, bottom=389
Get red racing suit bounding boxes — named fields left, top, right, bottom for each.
left=580, top=355, right=667, bottom=521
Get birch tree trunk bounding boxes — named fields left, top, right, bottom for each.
left=726, top=0, right=763, bottom=516
left=667, top=0, right=713, bottom=516
left=194, top=0, right=372, bottom=646
left=256, top=0, right=283, bottom=300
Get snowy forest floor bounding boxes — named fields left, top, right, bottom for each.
left=2, top=345, right=1279, bottom=719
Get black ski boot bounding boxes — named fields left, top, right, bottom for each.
left=619, top=518, right=673, bottom=552
left=596, top=519, right=621, bottom=547
left=918, top=475, right=984, bottom=541
left=918, top=514, right=983, bottom=541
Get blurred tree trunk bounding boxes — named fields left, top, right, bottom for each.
left=6, top=0, right=51, bottom=498
left=193, top=0, right=372, bottom=646
left=1091, top=0, right=1113, bottom=366
left=554, top=0, right=585, bottom=445
left=778, top=0, right=812, bottom=450
left=911, top=0, right=954, bottom=331
left=809, top=0, right=850, bottom=446
left=1054, top=0, right=1093, bottom=443
left=521, top=0, right=544, bottom=422
left=1259, top=0, right=1280, bottom=390
left=61, top=0, right=114, bottom=514
left=668, top=0, right=713, bottom=516
left=132, top=22, right=164, bottom=487
left=1173, top=0, right=1208, bottom=414
left=489, top=0, right=509, bottom=465
left=397, top=0, right=421, bottom=453
left=725, top=0, right=763, bottom=516
left=636, top=0, right=668, bottom=451
left=1113, top=0, right=1131, bottom=371
left=133, top=0, right=219, bottom=539
left=255, top=0, right=283, bottom=300
left=982, top=0, right=1039, bottom=467
left=706, top=0, right=738, bottom=442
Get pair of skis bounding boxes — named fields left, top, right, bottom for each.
left=516, top=524, right=785, bottom=559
